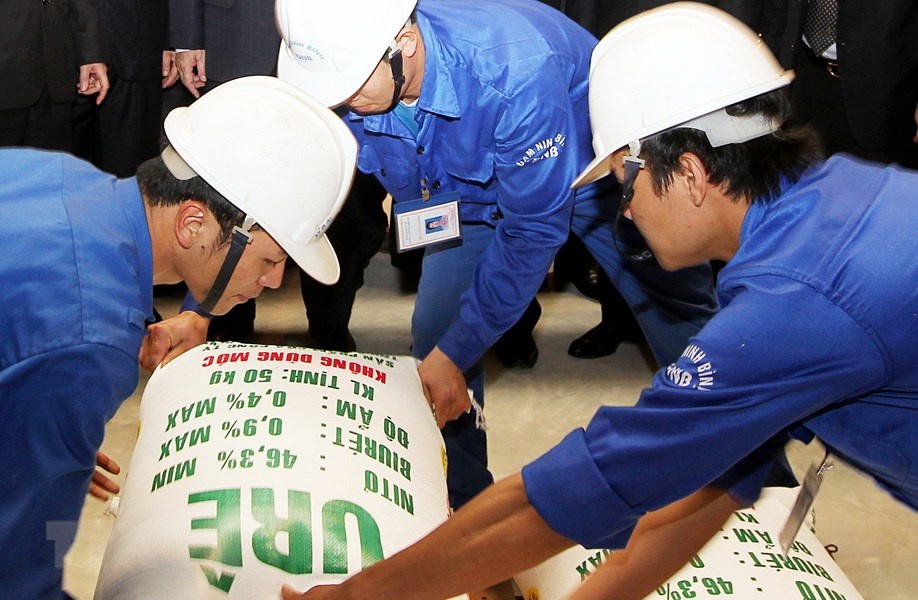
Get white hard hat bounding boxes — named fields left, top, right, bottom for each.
left=573, top=2, right=794, bottom=188
left=275, top=0, right=418, bottom=107
left=162, top=75, right=357, bottom=284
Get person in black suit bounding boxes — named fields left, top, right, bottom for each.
left=167, top=0, right=388, bottom=348
left=0, top=0, right=109, bottom=151
left=773, top=0, right=918, bottom=168
left=73, top=0, right=171, bottom=178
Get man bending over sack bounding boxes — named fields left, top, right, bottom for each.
left=0, top=76, right=357, bottom=599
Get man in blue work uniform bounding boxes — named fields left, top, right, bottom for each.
left=281, top=6, right=917, bottom=599
left=276, top=0, right=717, bottom=509
left=0, top=77, right=357, bottom=599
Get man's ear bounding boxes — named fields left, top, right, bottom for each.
left=396, top=25, right=420, bottom=59
left=678, top=152, right=709, bottom=208
left=174, top=200, right=208, bottom=250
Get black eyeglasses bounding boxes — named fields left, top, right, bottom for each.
left=613, top=155, right=654, bottom=261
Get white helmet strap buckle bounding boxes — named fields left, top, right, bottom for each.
left=233, top=216, right=257, bottom=238
left=626, top=140, right=645, bottom=166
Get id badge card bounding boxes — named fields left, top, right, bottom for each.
left=779, top=450, right=833, bottom=555
left=392, top=191, right=462, bottom=253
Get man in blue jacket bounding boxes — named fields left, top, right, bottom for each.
left=0, top=77, right=355, bottom=599
left=281, top=6, right=916, bottom=599
left=275, top=0, right=718, bottom=509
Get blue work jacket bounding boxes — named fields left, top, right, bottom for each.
left=0, top=149, right=154, bottom=599
left=523, top=157, right=918, bottom=549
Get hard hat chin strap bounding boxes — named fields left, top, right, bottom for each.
left=198, top=217, right=256, bottom=314
left=613, top=142, right=653, bottom=261
left=386, top=41, right=406, bottom=112
left=622, top=140, right=646, bottom=204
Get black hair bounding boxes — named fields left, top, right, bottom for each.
left=639, top=90, right=824, bottom=204
left=135, top=155, right=251, bottom=245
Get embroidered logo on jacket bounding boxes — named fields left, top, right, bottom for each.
left=665, top=344, right=716, bottom=390
left=515, top=133, right=566, bottom=167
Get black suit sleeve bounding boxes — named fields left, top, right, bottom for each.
left=169, top=0, right=206, bottom=49
left=70, top=0, right=104, bottom=65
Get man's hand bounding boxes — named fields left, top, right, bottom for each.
left=78, top=63, right=110, bottom=104
left=89, top=451, right=121, bottom=501
left=139, top=311, right=210, bottom=371
left=174, top=50, right=207, bottom=98
left=162, top=50, right=179, bottom=89
left=281, top=584, right=345, bottom=600
left=417, top=347, right=472, bottom=428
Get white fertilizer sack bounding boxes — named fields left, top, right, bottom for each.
left=95, top=342, right=454, bottom=599
left=513, top=487, right=863, bottom=600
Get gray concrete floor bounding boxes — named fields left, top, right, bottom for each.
left=65, top=253, right=916, bottom=599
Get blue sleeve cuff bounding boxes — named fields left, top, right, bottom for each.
left=179, top=291, right=214, bottom=319
left=522, top=429, right=641, bottom=549
left=437, top=318, right=487, bottom=373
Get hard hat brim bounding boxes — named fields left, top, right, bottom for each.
left=572, top=154, right=615, bottom=189
left=282, top=231, right=341, bottom=285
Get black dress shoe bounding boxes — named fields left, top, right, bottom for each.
left=494, top=299, right=542, bottom=369
left=567, top=321, right=641, bottom=359
left=495, top=334, right=539, bottom=369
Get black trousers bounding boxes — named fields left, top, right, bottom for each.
left=72, top=73, right=164, bottom=178
left=299, top=170, right=389, bottom=349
